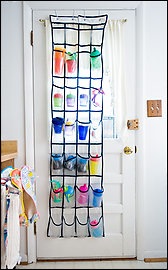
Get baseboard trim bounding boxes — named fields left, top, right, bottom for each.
left=37, top=257, right=137, bottom=262
left=19, top=262, right=29, bottom=265
left=144, top=258, right=167, bottom=263
left=20, top=257, right=167, bottom=264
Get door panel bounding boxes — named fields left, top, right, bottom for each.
left=33, top=9, right=136, bottom=259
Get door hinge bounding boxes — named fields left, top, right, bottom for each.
left=135, top=146, right=137, bottom=153
left=34, top=221, right=36, bottom=235
left=39, top=19, right=47, bottom=27
left=30, top=30, right=33, bottom=46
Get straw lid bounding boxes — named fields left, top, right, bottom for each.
left=90, top=47, right=101, bottom=58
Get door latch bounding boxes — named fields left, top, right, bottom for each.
left=127, top=119, right=139, bottom=130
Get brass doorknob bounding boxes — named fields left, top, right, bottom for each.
left=124, top=146, right=133, bottom=155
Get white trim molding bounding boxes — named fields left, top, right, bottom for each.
left=23, top=1, right=37, bottom=263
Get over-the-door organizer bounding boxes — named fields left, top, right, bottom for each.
left=47, top=14, right=108, bottom=238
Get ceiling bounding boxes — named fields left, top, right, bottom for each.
left=25, top=1, right=142, bottom=10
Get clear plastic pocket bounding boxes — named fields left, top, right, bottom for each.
left=52, top=154, right=63, bottom=170
left=64, top=154, right=76, bottom=171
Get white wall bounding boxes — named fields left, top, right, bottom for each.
left=1, top=0, right=167, bottom=260
left=136, top=1, right=167, bottom=259
left=1, top=1, right=27, bottom=262
left=1, top=1, right=25, bottom=168
left=141, top=1, right=167, bottom=258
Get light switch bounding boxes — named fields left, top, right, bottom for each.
left=147, top=100, right=162, bottom=117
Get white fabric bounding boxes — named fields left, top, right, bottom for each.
left=5, top=193, right=21, bottom=269
left=103, top=20, right=127, bottom=139
left=45, top=20, right=52, bottom=144
left=1, top=186, right=6, bottom=269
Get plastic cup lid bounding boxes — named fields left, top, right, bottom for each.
left=65, top=119, right=74, bottom=126
left=80, top=94, right=88, bottom=99
left=93, top=188, right=103, bottom=196
left=67, top=155, right=76, bottom=161
left=51, top=180, right=63, bottom=192
left=53, top=154, right=62, bottom=161
left=67, top=93, right=75, bottom=99
left=52, top=117, right=64, bottom=124
left=64, top=185, right=74, bottom=195
left=90, top=47, right=101, bottom=57
left=54, top=46, right=66, bottom=53
left=79, top=158, right=87, bottom=164
left=67, top=52, right=77, bottom=60
left=90, top=154, right=100, bottom=161
left=79, top=183, right=88, bottom=192
left=54, top=187, right=63, bottom=193
left=54, top=93, right=63, bottom=98
left=90, top=219, right=98, bottom=226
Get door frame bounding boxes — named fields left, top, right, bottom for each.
left=23, top=1, right=145, bottom=262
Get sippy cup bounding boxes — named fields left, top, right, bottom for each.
left=90, top=47, right=101, bottom=69
left=64, top=185, right=74, bottom=203
left=89, top=154, right=100, bottom=175
left=66, top=52, right=77, bottom=73
left=50, top=180, right=63, bottom=203
left=64, top=119, right=75, bottom=136
left=92, top=188, right=104, bottom=207
left=77, top=184, right=88, bottom=205
left=54, top=47, right=66, bottom=75
left=90, top=219, right=103, bottom=237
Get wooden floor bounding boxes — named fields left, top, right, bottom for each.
left=16, top=259, right=167, bottom=269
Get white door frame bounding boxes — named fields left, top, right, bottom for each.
left=23, top=1, right=145, bottom=262
left=23, top=1, right=36, bottom=264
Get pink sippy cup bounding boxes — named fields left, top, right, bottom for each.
left=77, top=184, right=88, bottom=205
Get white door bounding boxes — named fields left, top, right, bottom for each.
left=33, top=9, right=136, bottom=259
